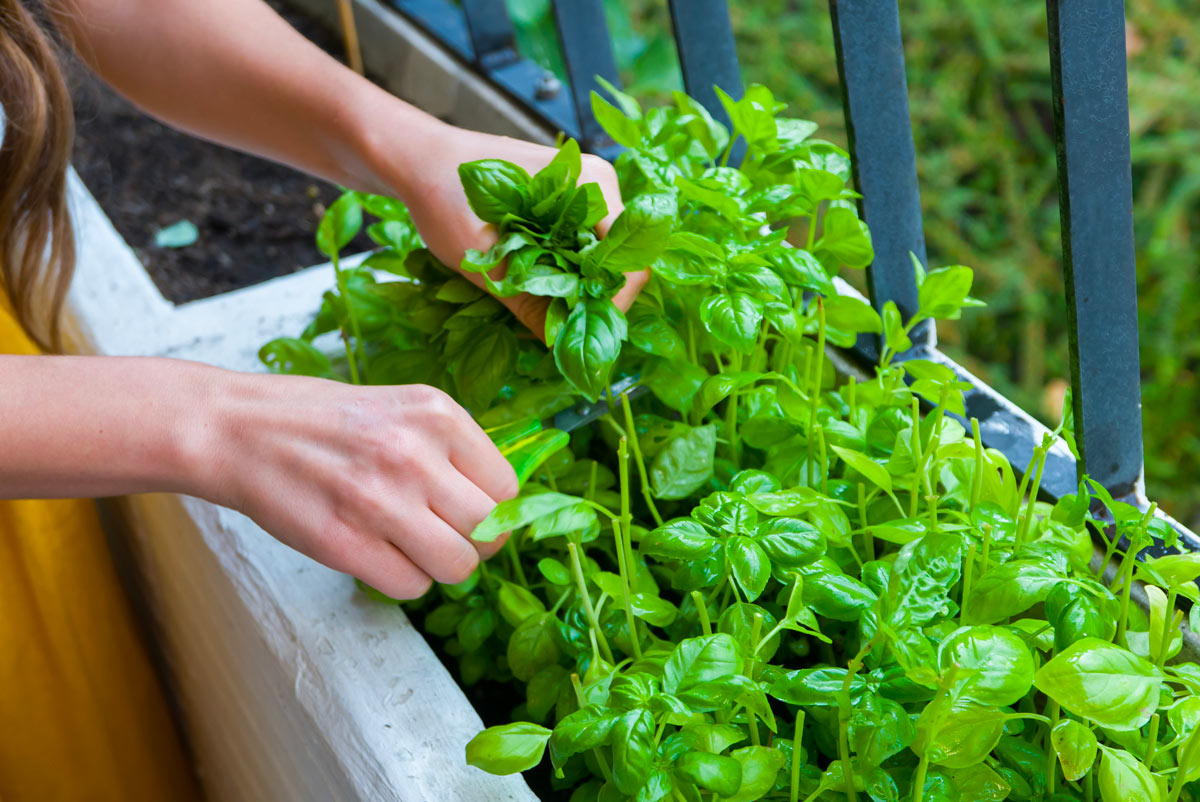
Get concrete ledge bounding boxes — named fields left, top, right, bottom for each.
left=63, top=171, right=538, bottom=802
left=286, top=0, right=556, bottom=144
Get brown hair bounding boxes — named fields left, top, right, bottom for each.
left=0, top=0, right=75, bottom=351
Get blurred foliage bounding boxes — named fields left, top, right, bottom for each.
left=502, top=0, right=1200, bottom=525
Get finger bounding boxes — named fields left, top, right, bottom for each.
left=392, top=510, right=482, bottom=586
left=444, top=410, right=521, bottom=505
left=500, top=293, right=550, bottom=341
left=349, top=538, right=434, bottom=601
left=429, top=469, right=509, bottom=561
left=612, top=268, right=651, bottom=312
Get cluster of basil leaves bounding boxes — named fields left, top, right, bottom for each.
left=261, top=83, right=1200, bottom=802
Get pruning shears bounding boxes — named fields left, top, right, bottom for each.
left=484, top=374, right=648, bottom=486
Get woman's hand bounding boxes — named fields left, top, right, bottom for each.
left=370, top=123, right=649, bottom=336
left=201, top=371, right=519, bottom=600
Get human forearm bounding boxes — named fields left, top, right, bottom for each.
left=0, top=355, right=220, bottom=499
left=58, top=0, right=437, bottom=196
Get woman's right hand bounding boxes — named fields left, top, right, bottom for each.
left=195, top=372, right=518, bottom=600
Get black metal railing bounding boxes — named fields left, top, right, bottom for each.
left=385, top=0, right=1198, bottom=555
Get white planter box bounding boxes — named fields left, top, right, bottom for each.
left=64, top=172, right=539, bottom=802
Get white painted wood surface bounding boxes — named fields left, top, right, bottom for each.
left=63, top=172, right=540, bottom=802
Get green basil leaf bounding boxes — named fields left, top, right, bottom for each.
left=915, top=699, right=1005, bottom=769
left=815, top=207, right=873, bottom=268
left=549, top=705, right=622, bottom=769
left=612, top=709, right=656, bottom=794
left=465, top=721, right=552, bottom=775
left=938, top=625, right=1034, bottom=706
left=700, top=290, right=764, bottom=350
left=662, top=634, right=740, bottom=706
left=643, top=519, right=719, bottom=560
left=457, top=159, right=530, bottom=224
left=1033, top=638, right=1163, bottom=731
left=471, top=492, right=591, bottom=543
left=918, top=265, right=977, bottom=321
left=553, top=298, right=627, bottom=401
left=259, top=337, right=334, bottom=378
left=316, top=191, right=363, bottom=258
left=497, top=579, right=547, bottom=627
left=831, top=445, right=892, bottom=494
left=725, top=746, right=785, bottom=802
left=1050, top=720, right=1098, bottom=782
left=1096, top=746, right=1161, bottom=802
left=675, top=752, right=742, bottom=797
left=650, top=424, right=717, bottom=500
left=584, top=193, right=677, bottom=275
left=591, top=91, right=641, bottom=147
left=755, top=518, right=826, bottom=568
left=728, top=535, right=771, bottom=602
left=537, top=557, right=571, bottom=586
left=507, top=614, right=559, bottom=682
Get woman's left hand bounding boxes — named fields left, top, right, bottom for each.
left=370, top=122, right=649, bottom=336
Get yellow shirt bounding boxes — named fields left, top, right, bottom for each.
left=0, top=300, right=201, bottom=800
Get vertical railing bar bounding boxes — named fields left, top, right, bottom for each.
left=460, top=0, right=520, bottom=70
left=551, top=0, right=622, bottom=151
left=1046, top=0, right=1143, bottom=497
left=666, top=0, right=744, bottom=131
left=828, top=0, right=932, bottom=359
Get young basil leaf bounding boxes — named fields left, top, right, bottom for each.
left=642, top=519, right=719, bottom=560
left=497, top=579, right=547, bottom=627
left=537, top=557, right=572, bottom=586
left=728, top=535, right=771, bottom=602
left=724, top=746, right=785, bottom=802
left=591, top=90, right=641, bottom=148
left=507, top=614, right=558, bottom=682
left=662, top=634, right=740, bottom=707
left=471, top=492, right=591, bottom=543
left=1033, top=638, right=1163, bottom=731
left=754, top=518, right=826, bottom=568
left=465, top=721, right=552, bottom=775
left=650, top=425, right=717, bottom=500
left=914, top=698, right=1006, bottom=768
left=315, top=191, right=363, bottom=261
left=938, top=625, right=1035, bottom=706
left=1050, top=720, right=1098, bottom=782
left=700, top=290, right=764, bottom=350
left=611, top=709, right=656, bottom=794
left=918, top=265, right=980, bottom=321
left=548, top=705, right=621, bottom=769
left=675, top=752, right=742, bottom=797
left=848, top=692, right=916, bottom=766
left=454, top=323, right=518, bottom=411
left=815, top=207, right=873, bottom=268
left=553, top=298, right=627, bottom=401
left=458, top=159, right=530, bottom=224
left=259, top=337, right=334, bottom=378
left=1096, top=746, right=1161, bottom=802
left=583, top=193, right=677, bottom=276
left=766, top=667, right=867, bottom=706
left=966, top=560, right=1063, bottom=624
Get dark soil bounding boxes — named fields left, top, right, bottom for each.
left=68, top=0, right=368, bottom=303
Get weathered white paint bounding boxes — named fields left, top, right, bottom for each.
left=62, top=171, right=540, bottom=801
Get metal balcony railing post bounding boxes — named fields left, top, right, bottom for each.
left=666, top=0, right=744, bottom=142
left=550, top=0, right=623, bottom=152
left=1047, top=0, right=1144, bottom=499
left=828, top=0, right=933, bottom=360
left=460, top=0, right=520, bottom=70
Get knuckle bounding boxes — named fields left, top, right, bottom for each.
left=440, top=548, right=480, bottom=586
left=495, top=467, right=520, bottom=502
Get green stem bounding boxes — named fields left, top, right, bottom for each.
left=692, top=590, right=713, bottom=636
left=790, top=711, right=806, bottom=802
left=817, top=425, right=828, bottom=498
left=615, top=439, right=642, bottom=661
left=847, top=376, right=857, bottom=421
left=726, top=388, right=741, bottom=468
left=1045, top=698, right=1060, bottom=794
left=980, top=524, right=992, bottom=577
left=1156, top=587, right=1180, bottom=669
left=620, top=392, right=663, bottom=527
left=970, top=417, right=985, bottom=510
left=1144, top=713, right=1161, bottom=768
left=909, top=397, right=923, bottom=518
left=746, top=613, right=763, bottom=746
left=1017, top=435, right=1052, bottom=547
left=857, top=484, right=875, bottom=561
left=836, top=633, right=879, bottom=802
left=330, top=252, right=366, bottom=384
left=506, top=535, right=528, bottom=588
left=569, top=674, right=613, bottom=783
left=1113, top=545, right=1139, bottom=646
left=962, top=543, right=977, bottom=624
left=807, top=300, right=826, bottom=484
left=567, top=541, right=614, bottom=665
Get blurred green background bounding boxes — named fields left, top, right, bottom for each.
left=500, top=0, right=1199, bottom=527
